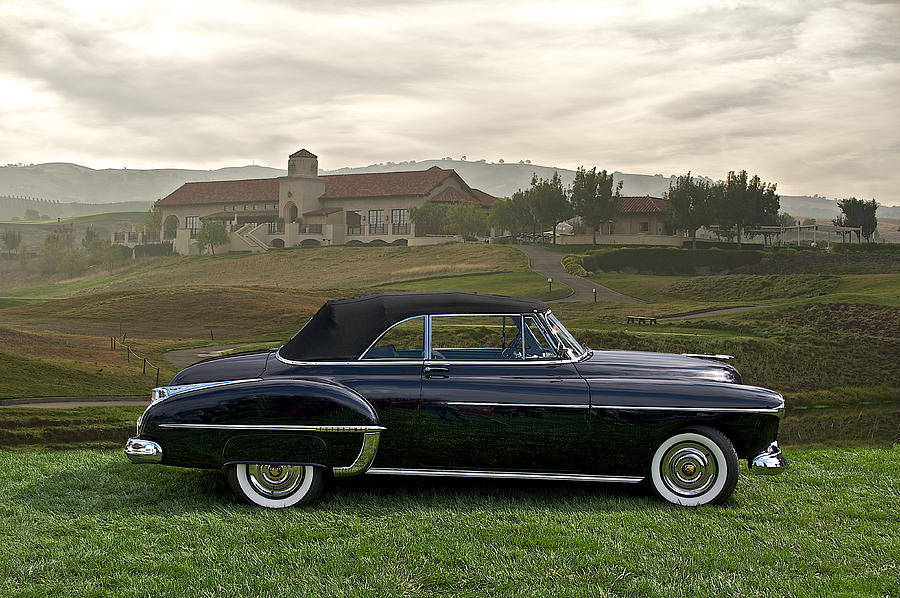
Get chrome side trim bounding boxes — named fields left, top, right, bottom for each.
left=158, top=424, right=386, bottom=432
left=365, top=468, right=644, bottom=484
left=333, top=431, right=381, bottom=477
left=443, top=402, right=588, bottom=408
left=275, top=354, right=579, bottom=367
left=591, top=405, right=784, bottom=414
left=436, top=401, right=782, bottom=414
left=124, top=437, right=163, bottom=464
left=151, top=378, right=263, bottom=404
left=749, top=441, right=788, bottom=474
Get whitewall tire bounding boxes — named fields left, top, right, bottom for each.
left=226, top=463, right=324, bottom=508
left=649, top=427, right=739, bottom=506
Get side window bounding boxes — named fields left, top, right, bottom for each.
left=430, top=315, right=523, bottom=360
left=362, top=317, right=424, bottom=359
left=523, top=316, right=556, bottom=359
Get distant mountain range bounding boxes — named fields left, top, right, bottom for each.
left=2, top=159, right=897, bottom=221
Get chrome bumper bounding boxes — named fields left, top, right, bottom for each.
left=749, top=441, right=787, bottom=475
left=124, top=437, right=163, bottom=464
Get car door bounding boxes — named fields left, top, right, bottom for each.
left=317, top=316, right=425, bottom=468
left=418, top=314, right=592, bottom=472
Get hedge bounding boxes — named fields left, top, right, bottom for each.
left=582, top=247, right=766, bottom=275
left=133, top=242, right=174, bottom=258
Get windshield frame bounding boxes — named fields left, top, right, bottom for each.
left=540, top=310, right=587, bottom=360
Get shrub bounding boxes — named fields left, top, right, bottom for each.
left=391, top=238, right=408, bottom=246
left=299, top=239, right=321, bottom=247
left=562, top=253, right=590, bottom=277
left=832, top=242, right=900, bottom=254
left=133, top=242, right=174, bottom=258
left=368, top=239, right=389, bottom=246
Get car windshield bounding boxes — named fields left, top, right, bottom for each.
left=545, top=312, right=586, bottom=358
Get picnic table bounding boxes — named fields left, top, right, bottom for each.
left=626, top=315, right=658, bottom=325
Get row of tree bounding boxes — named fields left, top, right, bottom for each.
left=486, top=168, right=782, bottom=248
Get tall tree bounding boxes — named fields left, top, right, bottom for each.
left=571, top=166, right=622, bottom=247
left=409, top=203, right=450, bottom=236
left=446, top=203, right=489, bottom=240
left=143, top=202, right=163, bottom=235
left=489, top=191, right=536, bottom=240
left=833, top=197, right=878, bottom=242
left=2, top=229, right=21, bottom=257
left=195, top=219, right=229, bottom=255
left=717, top=170, right=779, bottom=248
left=663, top=172, right=712, bottom=249
left=528, top=172, right=572, bottom=245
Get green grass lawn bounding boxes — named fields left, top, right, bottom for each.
left=0, top=447, right=896, bottom=597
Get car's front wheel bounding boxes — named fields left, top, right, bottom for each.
left=226, top=463, right=324, bottom=508
left=649, top=426, right=739, bottom=506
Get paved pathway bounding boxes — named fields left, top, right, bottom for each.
left=517, top=244, right=643, bottom=303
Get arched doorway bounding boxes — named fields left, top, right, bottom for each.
left=163, top=215, right=178, bottom=240
left=284, top=202, right=299, bottom=223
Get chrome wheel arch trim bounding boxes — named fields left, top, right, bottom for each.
left=333, top=431, right=382, bottom=478
left=365, top=468, right=644, bottom=484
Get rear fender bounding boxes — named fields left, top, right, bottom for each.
left=139, top=378, right=383, bottom=473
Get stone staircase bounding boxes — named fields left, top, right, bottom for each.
left=233, top=223, right=269, bottom=251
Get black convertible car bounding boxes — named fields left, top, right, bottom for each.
left=126, top=292, right=786, bottom=508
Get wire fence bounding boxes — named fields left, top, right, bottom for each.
left=110, top=335, right=162, bottom=387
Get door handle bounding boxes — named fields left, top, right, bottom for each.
left=423, top=365, right=450, bottom=376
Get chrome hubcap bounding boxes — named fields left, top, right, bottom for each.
left=245, top=464, right=305, bottom=498
left=661, top=441, right=717, bottom=497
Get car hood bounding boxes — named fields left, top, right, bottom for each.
left=575, top=350, right=741, bottom=384
left=168, top=351, right=271, bottom=385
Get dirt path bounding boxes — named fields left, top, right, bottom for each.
left=517, top=245, right=643, bottom=303
left=163, top=344, right=242, bottom=369
left=659, top=305, right=761, bottom=321
left=0, top=396, right=148, bottom=408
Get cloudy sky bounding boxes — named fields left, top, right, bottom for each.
left=2, top=0, right=898, bottom=202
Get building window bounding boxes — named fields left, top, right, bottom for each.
left=392, top=209, right=409, bottom=235
left=368, top=210, right=386, bottom=234
left=639, top=221, right=649, bottom=232
left=224, top=205, right=230, bottom=211
left=243, top=204, right=249, bottom=211
left=186, top=216, right=200, bottom=238
left=304, top=223, right=323, bottom=234
left=346, top=211, right=362, bottom=235
left=268, top=221, right=284, bottom=234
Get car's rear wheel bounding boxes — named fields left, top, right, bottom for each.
left=649, top=426, right=738, bottom=506
left=226, top=463, right=324, bottom=508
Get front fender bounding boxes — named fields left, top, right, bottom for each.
left=137, top=378, right=382, bottom=471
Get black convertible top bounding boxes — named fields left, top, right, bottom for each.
left=278, top=292, right=549, bottom=361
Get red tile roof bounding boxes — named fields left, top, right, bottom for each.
left=304, top=207, right=343, bottom=216
left=469, top=188, right=498, bottom=207
left=620, top=196, right=668, bottom=214
left=290, top=149, right=317, bottom=158
left=157, top=178, right=279, bottom=206
left=429, top=187, right=479, bottom=204
left=321, top=166, right=455, bottom=199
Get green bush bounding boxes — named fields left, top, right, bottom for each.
left=583, top=247, right=766, bottom=275
left=299, top=239, right=321, bottom=247
left=345, top=239, right=364, bottom=246
left=832, top=242, right=900, bottom=254
left=562, top=253, right=590, bottom=277
left=133, top=242, right=174, bottom=258
left=391, top=238, right=408, bottom=246
left=368, top=239, right=389, bottom=246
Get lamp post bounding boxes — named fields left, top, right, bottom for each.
left=548, top=277, right=553, bottom=294
left=593, top=288, right=597, bottom=303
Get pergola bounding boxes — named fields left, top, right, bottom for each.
left=745, top=223, right=865, bottom=247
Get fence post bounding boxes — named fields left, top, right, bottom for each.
left=210, top=329, right=214, bottom=341
left=156, top=368, right=160, bottom=387
left=127, top=347, right=130, bottom=362
left=143, top=358, right=146, bottom=374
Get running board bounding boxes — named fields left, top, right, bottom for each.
left=365, top=468, right=643, bottom=484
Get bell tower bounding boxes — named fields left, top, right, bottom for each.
left=288, top=149, right=318, bottom=178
